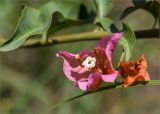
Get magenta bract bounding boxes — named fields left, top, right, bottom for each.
left=56, top=33, right=123, bottom=91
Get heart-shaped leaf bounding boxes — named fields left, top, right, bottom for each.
left=95, top=0, right=113, bottom=18
left=132, top=0, right=146, bottom=6
left=143, top=1, right=159, bottom=20
left=120, top=0, right=160, bottom=27
left=94, top=18, right=118, bottom=32
left=120, top=6, right=136, bottom=20
left=0, top=0, right=80, bottom=51
left=0, top=0, right=21, bottom=39
left=119, top=23, right=136, bottom=61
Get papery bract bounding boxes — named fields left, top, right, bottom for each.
left=56, top=33, right=123, bottom=91
left=119, top=54, right=150, bottom=87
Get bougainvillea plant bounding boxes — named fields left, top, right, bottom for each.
left=57, top=33, right=123, bottom=91
left=57, top=33, right=150, bottom=91
left=0, top=0, right=159, bottom=113
left=119, top=54, right=150, bottom=87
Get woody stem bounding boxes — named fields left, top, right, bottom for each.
left=0, top=29, right=158, bottom=48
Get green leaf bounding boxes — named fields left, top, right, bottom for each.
left=143, top=1, right=160, bottom=28
left=94, top=18, right=118, bottom=32
left=95, top=0, right=113, bottom=18
left=0, top=0, right=14, bottom=36
left=120, top=0, right=160, bottom=27
left=0, top=0, right=21, bottom=39
left=119, top=23, right=136, bottom=61
left=120, top=6, right=136, bottom=20
left=0, top=0, right=80, bottom=51
left=144, top=1, right=160, bottom=20
left=132, top=0, right=146, bottom=6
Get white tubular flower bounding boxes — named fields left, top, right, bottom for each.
left=82, top=56, right=96, bottom=69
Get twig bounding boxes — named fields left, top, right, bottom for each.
left=134, top=29, right=159, bottom=38
left=44, top=80, right=160, bottom=113
left=23, top=31, right=110, bottom=48
left=0, top=29, right=159, bottom=48
left=23, top=29, right=160, bottom=48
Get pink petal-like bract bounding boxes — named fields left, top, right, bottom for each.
left=101, top=71, right=118, bottom=82
left=57, top=33, right=123, bottom=91
left=56, top=51, right=90, bottom=82
left=96, top=33, right=123, bottom=82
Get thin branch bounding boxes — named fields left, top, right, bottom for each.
left=44, top=80, right=160, bottom=113
left=23, top=31, right=110, bottom=48
left=63, top=80, right=160, bottom=104
left=135, top=29, right=159, bottom=38
left=0, top=29, right=159, bottom=48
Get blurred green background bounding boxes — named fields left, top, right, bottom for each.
left=0, top=0, right=159, bottom=114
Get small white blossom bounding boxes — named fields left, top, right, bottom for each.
left=82, top=56, right=96, bottom=69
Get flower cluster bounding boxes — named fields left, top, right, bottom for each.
left=56, top=33, right=150, bottom=91
left=119, top=54, right=150, bottom=87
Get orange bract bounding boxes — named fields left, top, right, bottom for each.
left=119, top=54, right=150, bottom=87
